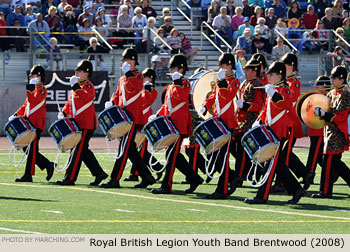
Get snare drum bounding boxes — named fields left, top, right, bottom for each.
left=143, top=116, right=179, bottom=150
left=135, top=132, right=146, bottom=148
left=194, top=117, right=231, bottom=154
left=241, top=125, right=280, bottom=163
left=98, top=105, right=133, bottom=140
left=49, top=118, right=82, bottom=151
left=4, top=116, right=37, bottom=148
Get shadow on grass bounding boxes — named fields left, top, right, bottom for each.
left=0, top=196, right=57, bottom=202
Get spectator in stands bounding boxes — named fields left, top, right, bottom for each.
left=272, top=0, right=286, bottom=19
left=142, top=16, right=156, bottom=52
left=27, top=13, right=50, bottom=51
left=141, top=0, right=156, bottom=18
left=92, top=0, right=104, bottom=14
left=226, top=0, right=235, bottom=17
left=118, top=0, right=134, bottom=18
left=249, top=0, right=265, bottom=8
left=274, top=18, right=287, bottom=38
left=46, top=6, right=62, bottom=41
left=24, top=5, right=37, bottom=26
left=237, top=16, right=254, bottom=37
left=339, top=9, right=349, bottom=27
left=287, top=17, right=303, bottom=53
left=255, top=17, right=269, bottom=39
left=0, top=1, right=11, bottom=16
left=207, top=0, right=220, bottom=26
left=63, top=5, right=77, bottom=44
left=314, top=19, right=328, bottom=49
left=332, top=0, right=343, bottom=20
left=252, top=28, right=269, bottom=53
left=46, top=37, right=62, bottom=70
left=41, top=0, right=56, bottom=16
left=116, top=4, right=133, bottom=48
left=271, top=36, right=290, bottom=60
left=335, top=27, right=349, bottom=52
left=67, top=0, right=80, bottom=10
left=160, top=16, right=174, bottom=37
left=322, top=7, right=337, bottom=30
left=96, top=6, right=112, bottom=27
left=303, top=30, right=321, bottom=54
left=231, top=6, right=244, bottom=40
left=185, top=0, right=201, bottom=16
left=234, top=27, right=252, bottom=54
left=78, top=17, right=93, bottom=51
left=84, top=0, right=94, bottom=10
left=301, top=5, right=318, bottom=29
left=158, top=7, right=172, bottom=27
left=8, top=18, right=26, bottom=52
left=6, top=4, right=24, bottom=26
left=26, top=0, right=42, bottom=13
left=265, top=7, right=277, bottom=30
left=327, top=46, right=350, bottom=69
left=87, top=36, right=108, bottom=71
left=342, top=18, right=350, bottom=41
left=57, top=0, right=68, bottom=17
left=249, top=5, right=264, bottom=27
left=179, top=32, right=198, bottom=64
left=212, top=6, right=233, bottom=45
left=201, top=0, right=212, bottom=21
left=132, top=7, right=147, bottom=49
left=93, top=17, right=109, bottom=42
left=287, top=0, right=303, bottom=20
left=242, top=0, right=254, bottom=18
left=0, top=11, right=10, bottom=62
left=166, top=27, right=181, bottom=54
left=312, top=0, right=330, bottom=18
left=154, top=27, right=170, bottom=54
left=78, top=5, right=94, bottom=26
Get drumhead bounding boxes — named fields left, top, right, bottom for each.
left=135, top=132, right=146, bottom=148
left=15, top=131, right=37, bottom=148
left=253, top=143, right=279, bottom=163
left=153, top=134, right=179, bottom=150
left=59, top=133, right=82, bottom=152
left=107, top=122, right=132, bottom=140
left=206, top=134, right=230, bottom=154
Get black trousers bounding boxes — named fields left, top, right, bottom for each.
left=22, top=129, right=51, bottom=176
left=161, top=136, right=203, bottom=191
left=306, top=136, right=324, bottom=174
left=233, top=132, right=252, bottom=182
left=285, top=136, right=308, bottom=178
left=319, top=153, right=350, bottom=195
left=256, top=138, right=301, bottom=201
left=185, top=145, right=206, bottom=176
left=64, top=129, right=105, bottom=182
left=111, top=124, right=153, bottom=181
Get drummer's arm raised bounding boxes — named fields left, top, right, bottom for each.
left=217, top=78, right=238, bottom=101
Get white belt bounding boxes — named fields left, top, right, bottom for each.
left=121, top=81, right=142, bottom=106
left=26, top=99, right=45, bottom=117
left=215, top=87, right=232, bottom=116
left=267, top=97, right=285, bottom=126
left=143, top=106, right=151, bottom=115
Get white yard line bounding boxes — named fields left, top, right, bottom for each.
left=0, top=227, right=42, bottom=234
left=114, top=209, right=135, bottom=213
left=40, top=210, right=63, bottom=214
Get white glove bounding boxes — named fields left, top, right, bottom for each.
left=70, top=75, right=79, bottom=85
left=148, top=114, right=157, bottom=122
left=171, top=72, right=182, bottom=81
left=265, top=84, right=275, bottom=98
left=252, top=120, right=260, bottom=128
left=29, top=77, right=39, bottom=85
left=8, top=115, right=16, bottom=121
left=217, top=68, right=227, bottom=80
left=314, top=107, right=325, bottom=117
left=198, top=106, right=207, bottom=117
left=105, top=101, right=113, bottom=109
left=58, top=112, right=65, bottom=119
left=122, top=62, right=131, bottom=74
left=235, top=99, right=243, bottom=109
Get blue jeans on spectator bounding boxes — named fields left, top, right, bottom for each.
left=215, top=26, right=233, bottom=46
left=303, top=41, right=321, bottom=54
left=291, top=41, right=303, bottom=53
left=32, top=36, right=50, bottom=51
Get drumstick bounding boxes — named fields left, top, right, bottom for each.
left=110, top=91, right=115, bottom=102
left=254, top=85, right=279, bottom=89
left=56, top=99, right=61, bottom=113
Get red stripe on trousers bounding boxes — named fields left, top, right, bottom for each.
left=323, top=154, right=332, bottom=195
left=69, top=130, right=87, bottom=181
left=263, top=148, right=280, bottom=200
left=311, top=136, right=322, bottom=172
left=140, top=140, right=147, bottom=158
left=223, top=143, right=230, bottom=194
left=285, top=128, right=294, bottom=167
left=30, top=136, right=38, bottom=176
left=193, top=146, right=198, bottom=171
left=167, top=138, right=181, bottom=190
left=116, top=124, right=135, bottom=180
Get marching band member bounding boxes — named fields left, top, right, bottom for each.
left=199, top=52, right=240, bottom=199
left=151, top=54, right=204, bottom=194
left=312, top=66, right=350, bottom=198
left=101, top=48, right=156, bottom=188
left=251, top=53, right=268, bottom=86
left=244, top=62, right=304, bottom=204
left=9, top=65, right=54, bottom=182
left=56, top=60, right=108, bottom=186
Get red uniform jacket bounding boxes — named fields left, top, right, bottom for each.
left=157, top=78, right=192, bottom=136
left=112, top=70, right=144, bottom=125
left=259, top=81, right=296, bottom=139
left=204, top=74, right=240, bottom=130
left=141, top=88, right=158, bottom=126
left=62, top=79, right=97, bottom=129
left=308, top=127, right=323, bottom=137
left=259, top=73, right=269, bottom=86
left=16, top=84, right=47, bottom=131
left=286, top=74, right=305, bottom=138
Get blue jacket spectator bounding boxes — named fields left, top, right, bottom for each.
left=234, top=28, right=253, bottom=54
left=24, top=5, right=37, bottom=26
left=249, top=0, right=265, bottom=8
left=201, top=0, right=212, bottom=21
left=237, top=17, right=254, bottom=37
left=287, top=18, right=303, bottom=53
left=0, top=1, right=11, bottom=16
left=272, top=0, right=287, bottom=19
left=27, top=13, right=50, bottom=51
left=6, top=4, right=25, bottom=26
left=41, top=0, right=57, bottom=16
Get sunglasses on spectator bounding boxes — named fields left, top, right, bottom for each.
left=164, top=11, right=169, bottom=13
left=91, top=41, right=97, bottom=44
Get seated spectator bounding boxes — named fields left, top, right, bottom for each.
left=8, top=18, right=26, bottom=52
left=226, top=0, right=235, bottom=17
left=57, top=0, right=69, bottom=17
left=154, top=27, right=170, bottom=54
left=96, top=6, right=112, bottom=27
left=265, top=7, right=277, bottom=30
left=179, top=32, right=198, bottom=64
left=249, top=5, right=264, bottom=27
left=78, top=5, right=94, bottom=26
left=271, top=36, right=291, bottom=60
left=62, top=5, right=77, bottom=44
left=335, top=27, right=349, bottom=52
left=46, top=37, right=62, bottom=70
left=83, top=0, right=94, bottom=10
left=321, top=7, right=337, bottom=30
left=160, top=16, right=174, bottom=37
left=77, top=18, right=93, bottom=51
left=255, top=17, right=269, bottom=39
left=46, top=6, right=62, bottom=41
left=302, top=30, right=321, bottom=54
left=248, top=0, right=265, bottom=8
left=27, top=0, right=42, bottom=13
left=272, top=0, right=286, bottom=19
left=287, top=17, right=303, bottom=53
left=6, top=4, right=24, bottom=26
left=287, top=1, right=303, bottom=21
left=231, top=6, right=244, bottom=40
left=27, top=13, right=50, bottom=51
left=234, top=27, right=252, bottom=54
left=142, top=16, right=157, bottom=52
left=332, top=0, right=343, bottom=20
left=274, top=18, right=287, bottom=39
left=237, top=16, right=254, bottom=38
left=242, top=0, right=254, bottom=18
left=24, top=5, right=37, bottom=26
left=301, top=5, right=318, bottom=29
left=93, top=17, right=109, bottom=42
left=87, top=37, right=109, bottom=71
left=342, top=18, right=350, bottom=41
left=212, top=6, right=233, bottom=45
left=158, top=7, right=172, bottom=27
left=115, top=4, right=133, bottom=48
left=118, top=0, right=134, bottom=18
left=201, top=0, right=212, bottom=21
left=252, top=29, right=270, bottom=53
left=327, top=46, right=350, bottom=69
left=132, top=7, right=147, bottom=48
left=166, top=28, right=181, bottom=54
left=0, top=1, right=11, bottom=16
left=92, top=0, right=104, bottom=15
left=314, top=19, right=328, bottom=50
left=0, top=11, right=10, bottom=61
left=41, top=0, right=56, bottom=16
left=207, top=0, right=220, bottom=26
left=141, top=0, right=156, bottom=18
left=312, top=0, right=330, bottom=18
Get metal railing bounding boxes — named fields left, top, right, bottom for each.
left=274, top=29, right=298, bottom=53
left=200, top=21, right=232, bottom=54
left=170, top=0, right=193, bottom=39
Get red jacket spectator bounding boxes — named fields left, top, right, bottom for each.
left=302, top=12, right=318, bottom=29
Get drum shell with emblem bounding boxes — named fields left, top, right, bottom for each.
left=143, top=116, right=179, bottom=150
left=4, top=116, right=37, bottom=148
left=98, top=105, right=133, bottom=140
left=241, top=125, right=280, bottom=163
left=49, top=118, right=82, bottom=152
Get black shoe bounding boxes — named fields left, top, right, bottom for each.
left=90, top=172, right=108, bottom=186
left=302, top=172, right=314, bottom=191
left=181, top=180, right=190, bottom=184
left=288, top=188, right=305, bottom=204
left=156, top=172, right=163, bottom=181
left=205, top=192, right=228, bottom=199
left=270, top=184, right=286, bottom=193
left=205, top=176, right=212, bottom=184
left=46, top=162, right=55, bottom=181
left=244, top=197, right=267, bottom=204
left=15, top=175, right=33, bottom=182
left=100, top=179, right=120, bottom=188
left=151, top=187, right=171, bottom=194
left=55, top=179, right=75, bottom=186
left=134, top=176, right=156, bottom=188
left=311, top=193, right=332, bottom=198
left=124, top=174, right=139, bottom=181
left=185, top=183, right=201, bottom=194
left=227, top=177, right=242, bottom=196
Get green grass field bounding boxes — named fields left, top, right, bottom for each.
left=0, top=151, right=349, bottom=234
